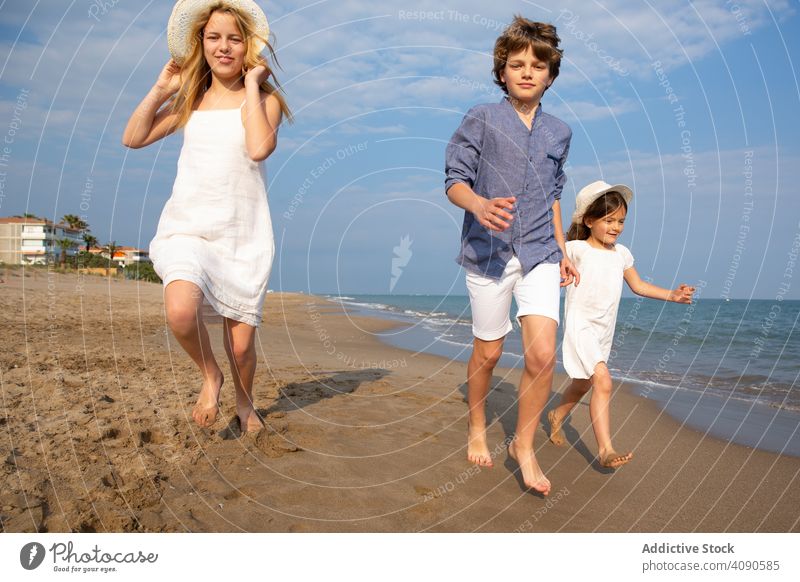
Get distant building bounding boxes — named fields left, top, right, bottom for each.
left=116, top=246, right=151, bottom=267
left=87, top=245, right=151, bottom=267
left=0, top=217, right=83, bottom=265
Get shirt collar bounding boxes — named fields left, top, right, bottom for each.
left=501, top=95, right=544, bottom=122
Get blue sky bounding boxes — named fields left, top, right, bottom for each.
left=0, top=0, right=798, bottom=299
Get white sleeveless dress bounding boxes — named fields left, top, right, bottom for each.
left=149, top=101, right=275, bottom=327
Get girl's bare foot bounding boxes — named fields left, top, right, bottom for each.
left=599, top=449, right=633, bottom=468
left=236, top=391, right=264, bottom=434
left=192, top=372, right=224, bottom=428
left=467, top=421, right=493, bottom=467
left=508, top=440, right=551, bottom=495
left=547, top=409, right=566, bottom=446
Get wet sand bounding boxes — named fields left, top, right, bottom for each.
left=1, top=269, right=798, bottom=532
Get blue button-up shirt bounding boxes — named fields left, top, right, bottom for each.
left=445, top=97, right=572, bottom=279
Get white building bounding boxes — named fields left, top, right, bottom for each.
left=116, top=246, right=152, bottom=267
left=0, top=217, right=83, bottom=265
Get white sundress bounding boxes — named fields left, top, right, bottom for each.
left=149, top=101, right=275, bottom=327
left=562, top=240, right=634, bottom=379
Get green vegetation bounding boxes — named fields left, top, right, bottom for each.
left=75, top=250, right=115, bottom=268
left=124, top=261, right=161, bottom=284
left=56, top=238, right=79, bottom=267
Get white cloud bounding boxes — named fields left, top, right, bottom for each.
left=3, top=0, right=793, bottom=146
left=339, top=122, right=407, bottom=135
left=549, top=98, right=639, bottom=122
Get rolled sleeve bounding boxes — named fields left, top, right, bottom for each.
left=445, top=106, right=485, bottom=194
left=552, top=135, right=571, bottom=201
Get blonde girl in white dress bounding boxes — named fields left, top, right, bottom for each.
left=123, top=1, right=291, bottom=433
left=549, top=181, right=695, bottom=467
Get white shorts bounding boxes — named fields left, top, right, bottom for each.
left=466, top=257, right=560, bottom=341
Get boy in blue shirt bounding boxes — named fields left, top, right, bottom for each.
left=445, top=16, right=578, bottom=495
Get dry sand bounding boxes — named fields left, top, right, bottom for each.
left=1, top=268, right=798, bottom=532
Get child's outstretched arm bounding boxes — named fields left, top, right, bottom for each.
left=243, top=65, right=282, bottom=162
left=623, top=267, right=695, bottom=303
left=122, top=60, right=182, bottom=149
left=551, top=200, right=579, bottom=287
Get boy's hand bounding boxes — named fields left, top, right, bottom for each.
left=473, top=196, right=516, bottom=231
left=669, top=284, right=695, bottom=304
left=560, top=256, right=580, bottom=287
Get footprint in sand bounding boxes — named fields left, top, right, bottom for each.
left=101, top=428, right=120, bottom=440
left=223, top=489, right=242, bottom=501
left=413, top=485, right=433, bottom=497
left=139, top=429, right=167, bottom=446
left=246, top=429, right=302, bottom=458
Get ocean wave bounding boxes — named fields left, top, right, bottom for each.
left=434, top=337, right=473, bottom=349
left=621, top=373, right=800, bottom=413
left=339, top=300, right=395, bottom=312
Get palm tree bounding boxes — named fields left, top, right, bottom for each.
left=56, top=238, right=78, bottom=268
left=61, top=214, right=88, bottom=232
left=103, top=241, right=120, bottom=268
left=82, top=233, right=98, bottom=252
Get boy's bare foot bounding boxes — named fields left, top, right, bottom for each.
left=508, top=440, right=551, bottom=495
left=547, top=409, right=566, bottom=446
left=599, top=449, right=633, bottom=468
left=467, top=421, right=493, bottom=467
left=192, top=372, right=224, bottom=428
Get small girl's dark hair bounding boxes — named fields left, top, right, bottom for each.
left=567, top=191, right=628, bottom=241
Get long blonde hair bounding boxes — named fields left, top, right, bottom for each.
left=169, top=1, right=292, bottom=129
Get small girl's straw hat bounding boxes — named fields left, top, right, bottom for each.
left=572, top=180, right=634, bottom=224
left=167, top=0, right=270, bottom=64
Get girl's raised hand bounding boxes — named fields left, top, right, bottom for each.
left=244, top=64, right=270, bottom=87
left=155, top=59, right=182, bottom=96
left=670, top=283, right=696, bottom=304
left=474, top=196, right=516, bottom=232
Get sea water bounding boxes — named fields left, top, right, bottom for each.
left=327, top=295, right=800, bottom=455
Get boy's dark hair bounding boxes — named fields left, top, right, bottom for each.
left=493, top=15, right=563, bottom=94
left=567, top=192, right=629, bottom=241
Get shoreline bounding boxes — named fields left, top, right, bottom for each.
left=328, top=296, right=800, bottom=459
left=1, top=271, right=798, bottom=532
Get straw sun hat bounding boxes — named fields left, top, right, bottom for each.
left=167, top=0, right=270, bottom=64
left=571, top=180, right=634, bottom=224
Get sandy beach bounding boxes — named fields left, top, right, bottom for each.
left=1, top=268, right=798, bottom=533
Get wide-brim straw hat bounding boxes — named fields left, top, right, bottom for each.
left=572, top=180, right=634, bottom=224
left=167, top=0, right=270, bottom=64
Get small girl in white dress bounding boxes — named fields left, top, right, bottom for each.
left=123, top=1, right=291, bottom=433
left=549, top=181, right=695, bottom=468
